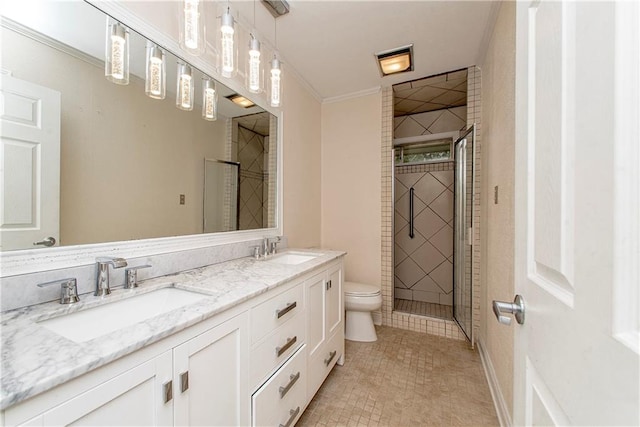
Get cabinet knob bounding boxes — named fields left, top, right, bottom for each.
left=180, top=371, right=189, bottom=393
left=275, top=336, right=297, bottom=357
left=324, top=350, right=337, bottom=366
left=276, top=301, right=297, bottom=319
left=279, top=407, right=300, bottom=427
left=278, top=371, right=301, bottom=399
left=163, top=380, right=173, bottom=404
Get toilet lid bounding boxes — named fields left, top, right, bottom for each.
left=344, top=281, right=381, bottom=296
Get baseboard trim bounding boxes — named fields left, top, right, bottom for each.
left=477, top=337, right=512, bottom=427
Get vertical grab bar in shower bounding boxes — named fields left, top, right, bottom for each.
left=409, top=187, right=415, bottom=239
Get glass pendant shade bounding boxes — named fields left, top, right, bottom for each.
left=219, top=10, right=237, bottom=78
left=246, top=35, right=262, bottom=94
left=145, top=44, right=166, bottom=99
left=202, top=79, right=218, bottom=121
left=269, top=57, right=282, bottom=107
left=105, top=20, right=129, bottom=85
left=180, top=0, right=205, bottom=55
left=176, top=63, right=194, bottom=111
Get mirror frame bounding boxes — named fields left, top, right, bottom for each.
left=0, top=0, right=283, bottom=277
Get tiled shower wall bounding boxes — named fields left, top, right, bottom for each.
left=380, top=65, right=482, bottom=342
left=394, top=162, right=454, bottom=306
left=236, top=125, right=265, bottom=230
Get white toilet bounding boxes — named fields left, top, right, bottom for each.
left=344, top=281, right=382, bottom=342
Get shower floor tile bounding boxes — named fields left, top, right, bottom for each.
left=297, top=326, right=498, bottom=427
left=394, top=298, right=453, bottom=319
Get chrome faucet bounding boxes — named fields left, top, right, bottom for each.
left=95, top=257, right=127, bottom=296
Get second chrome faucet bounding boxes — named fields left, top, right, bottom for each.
left=95, top=257, right=128, bottom=296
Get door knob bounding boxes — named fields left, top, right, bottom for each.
left=33, top=237, right=56, bottom=247
left=492, top=295, right=525, bottom=325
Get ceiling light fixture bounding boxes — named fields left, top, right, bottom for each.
left=219, top=6, right=237, bottom=78
left=375, top=44, right=414, bottom=76
left=202, top=78, right=218, bottom=121
left=261, top=0, right=290, bottom=17
left=176, top=63, right=194, bottom=111
left=269, top=12, right=283, bottom=107
left=180, top=0, right=205, bottom=55
left=226, top=94, right=255, bottom=108
left=145, top=42, right=166, bottom=99
left=105, top=19, right=129, bottom=85
left=247, top=0, right=263, bottom=94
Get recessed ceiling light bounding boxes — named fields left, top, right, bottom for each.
left=375, top=44, right=414, bottom=77
left=226, top=94, right=256, bottom=108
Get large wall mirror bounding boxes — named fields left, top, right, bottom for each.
left=0, top=0, right=278, bottom=253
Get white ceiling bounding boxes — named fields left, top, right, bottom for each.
left=3, top=0, right=498, bottom=104
left=236, top=0, right=498, bottom=101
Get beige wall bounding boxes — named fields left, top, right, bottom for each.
left=320, top=93, right=382, bottom=287
left=478, top=1, right=516, bottom=416
left=281, top=74, right=322, bottom=248
left=2, top=28, right=228, bottom=246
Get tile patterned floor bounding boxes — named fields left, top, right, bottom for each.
left=298, top=326, right=498, bottom=427
left=394, top=298, right=453, bottom=320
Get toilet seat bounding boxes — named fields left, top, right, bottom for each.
left=344, top=281, right=381, bottom=297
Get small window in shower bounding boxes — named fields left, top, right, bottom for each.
left=394, top=139, right=452, bottom=165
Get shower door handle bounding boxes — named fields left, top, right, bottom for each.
left=409, top=187, right=415, bottom=239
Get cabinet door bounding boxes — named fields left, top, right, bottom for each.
left=305, top=271, right=326, bottom=360
left=173, top=312, right=249, bottom=427
left=42, top=351, right=173, bottom=426
left=325, top=266, right=342, bottom=337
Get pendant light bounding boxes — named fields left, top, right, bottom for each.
left=269, top=18, right=282, bottom=107
left=105, top=19, right=129, bottom=85
left=246, top=0, right=263, bottom=93
left=176, top=63, right=194, bottom=111
left=219, top=6, right=237, bottom=78
left=202, top=78, right=218, bottom=121
left=270, top=56, right=282, bottom=107
left=145, top=42, right=166, bottom=99
left=180, top=0, right=205, bottom=56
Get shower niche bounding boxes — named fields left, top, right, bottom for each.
left=392, top=69, right=476, bottom=340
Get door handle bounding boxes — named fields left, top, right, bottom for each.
left=409, top=187, right=415, bottom=239
left=492, top=295, right=525, bottom=325
left=33, top=237, right=56, bottom=247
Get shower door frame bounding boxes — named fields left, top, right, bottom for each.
left=391, top=130, right=459, bottom=320
left=452, top=125, right=476, bottom=343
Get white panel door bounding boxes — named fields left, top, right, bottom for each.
left=0, top=74, right=60, bottom=250
left=173, top=312, right=249, bottom=426
left=513, top=1, right=639, bottom=425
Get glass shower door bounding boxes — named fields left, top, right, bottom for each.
left=453, top=125, right=475, bottom=341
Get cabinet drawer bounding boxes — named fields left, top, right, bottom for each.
left=252, top=345, right=306, bottom=427
left=251, top=284, right=303, bottom=344
left=250, top=313, right=305, bottom=389
left=307, top=330, right=344, bottom=399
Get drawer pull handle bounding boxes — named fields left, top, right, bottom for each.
left=180, top=371, right=189, bottom=393
left=163, top=380, right=173, bottom=404
left=279, top=371, right=301, bottom=399
left=324, top=350, right=337, bottom=366
left=276, top=336, right=297, bottom=357
left=279, top=406, right=301, bottom=427
left=276, top=301, right=297, bottom=319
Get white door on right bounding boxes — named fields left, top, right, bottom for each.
left=513, top=1, right=639, bottom=425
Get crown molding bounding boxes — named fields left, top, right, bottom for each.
left=322, top=86, right=382, bottom=104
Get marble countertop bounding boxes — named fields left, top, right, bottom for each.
left=0, top=249, right=345, bottom=410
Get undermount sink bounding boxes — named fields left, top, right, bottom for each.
left=267, top=252, right=320, bottom=265
left=38, top=288, right=206, bottom=343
